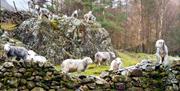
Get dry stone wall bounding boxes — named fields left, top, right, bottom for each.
left=0, top=59, right=179, bottom=91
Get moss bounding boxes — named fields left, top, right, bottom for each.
left=54, top=65, right=61, bottom=72
left=50, top=20, right=59, bottom=30
left=81, top=64, right=109, bottom=76
left=0, top=23, right=17, bottom=31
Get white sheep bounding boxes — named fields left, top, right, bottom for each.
left=38, top=7, right=50, bottom=19
left=32, top=55, right=47, bottom=63
left=94, top=52, right=116, bottom=66
left=109, top=57, right=123, bottom=71
left=71, top=9, right=80, bottom=18
left=48, top=13, right=60, bottom=20
left=27, top=50, right=47, bottom=63
left=39, top=7, right=50, bottom=14
left=84, top=11, right=96, bottom=23
left=61, top=57, right=93, bottom=73
left=155, top=39, right=168, bottom=66
left=4, top=43, right=29, bottom=61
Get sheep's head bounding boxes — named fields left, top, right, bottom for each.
left=155, top=39, right=165, bottom=48
left=28, top=50, right=36, bottom=56
left=35, top=5, right=40, bottom=10
left=83, top=57, right=93, bottom=64
left=115, top=57, right=122, bottom=65
left=88, top=11, right=92, bottom=14
left=74, top=10, right=78, bottom=13
left=4, top=43, right=11, bottom=52
left=110, top=52, right=116, bottom=59
left=116, top=57, right=121, bottom=61
left=26, top=55, right=33, bottom=61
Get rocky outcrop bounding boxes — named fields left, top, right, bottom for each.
left=13, top=17, right=115, bottom=64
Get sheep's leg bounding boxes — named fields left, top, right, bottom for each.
left=156, top=54, right=162, bottom=64
left=159, top=56, right=162, bottom=64
left=98, top=60, right=101, bottom=66
left=62, top=68, right=69, bottom=74
left=162, top=55, right=169, bottom=67
left=106, top=60, right=109, bottom=66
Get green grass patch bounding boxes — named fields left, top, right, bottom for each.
left=81, top=64, right=109, bottom=76
left=54, top=64, right=109, bottom=76
left=118, top=52, right=156, bottom=67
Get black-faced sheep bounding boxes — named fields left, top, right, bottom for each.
left=94, top=52, right=116, bottom=66
left=109, top=57, right=123, bottom=71
left=4, top=43, right=29, bottom=61
left=61, top=57, right=93, bottom=73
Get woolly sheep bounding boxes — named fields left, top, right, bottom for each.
left=27, top=50, right=47, bottom=63
left=155, top=39, right=168, bottom=66
left=71, top=9, right=80, bottom=18
left=31, top=55, right=47, bottom=63
left=84, top=11, right=96, bottom=23
left=94, top=52, right=116, bottom=66
left=38, top=7, right=50, bottom=19
left=4, top=43, right=29, bottom=61
left=109, top=57, right=122, bottom=71
left=48, top=13, right=60, bottom=20
left=61, top=57, right=93, bottom=73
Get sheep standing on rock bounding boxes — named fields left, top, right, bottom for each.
left=61, top=57, right=93, bottom=73
left=94, top=52, right=116, bottom=66
left=27, top=50, right=47, bottom=63
left=4, top=43, right=29, bottom=61
left=84, top=11, right=96, bottom=23
left=71, top=10, right=80, bottom=18
left=109, top=57, right=123, bottom=71
left=155, top=39, right=168, bottom=66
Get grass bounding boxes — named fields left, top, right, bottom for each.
left=81, top=64, right=109, bottom=76
left=54, top=52, right=157, bottom=76
left=54, top=64, right=109, bottom=76
left=118, top=52, right=156, bottom=67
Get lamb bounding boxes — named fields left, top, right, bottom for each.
left=71, top=9, right=80, bottom=18
left=39, top=7, right=50, bottom=15
left=155, top=39, right=168, bottom=66
left=94, top=52, right=116, bottom=66
left=109, top=57, right=123, bottom=71
left=84, top=11, right=96, bottom=23
left=38, top=7, right=50, bottom=19
left=27, top=50, right=47, bottom=63
left=48, top=13, right=60, bottom=20
left=28, top=3, right=40, bottom=16
left=61, top=57, right=93, bottom=73
left=4, top=43, right=29, bottom=61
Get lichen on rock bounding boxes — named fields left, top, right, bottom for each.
left=12, top=17, right=115, bottom=64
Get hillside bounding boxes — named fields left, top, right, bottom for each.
left=0, top=5, right=179, bottom=90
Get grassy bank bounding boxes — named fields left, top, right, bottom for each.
left=55, top=52, right=157, bottom=76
